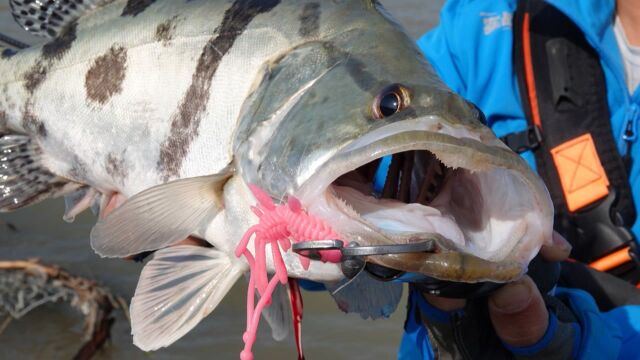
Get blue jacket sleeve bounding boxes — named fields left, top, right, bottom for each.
left=416, top=0, right=467, bottom=97
left=400, top=286, right=640, bottom=359
left=553, top=287, right=630, bottom=360
left=416, top=0, right=537, bottom=169
left=499, top=287, right=640, bottom=359
left=605, top=304, right=640, bottom=360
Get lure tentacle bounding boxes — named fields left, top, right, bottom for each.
left=235, top=186, right=345, bottom=360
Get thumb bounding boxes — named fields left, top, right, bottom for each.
left=489, top=276, right=549, bottom=348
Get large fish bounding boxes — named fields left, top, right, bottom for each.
left=0, top=0, right=553, bottom=357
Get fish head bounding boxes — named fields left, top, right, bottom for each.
left=234, top=1, right=553, bottom=283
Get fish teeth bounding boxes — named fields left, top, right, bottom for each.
left=332, top=189, right=362, bottom=219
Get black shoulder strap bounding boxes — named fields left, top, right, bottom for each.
left=511, top=0, right=638, bottom=271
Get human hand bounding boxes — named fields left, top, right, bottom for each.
left=423, top=231, right=572, bottom=348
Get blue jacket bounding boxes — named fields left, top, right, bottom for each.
left=399, top=286, right=640, bottom=359
left=401, top=0, right=640, bottom=358
left=417, top=0, right=640, bottom=239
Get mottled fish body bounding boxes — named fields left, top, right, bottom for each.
left=1, top=0, right=331, bottom=198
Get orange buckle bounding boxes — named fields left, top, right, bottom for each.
left=550, top=133, right=609, bottom=212
left=590, top=246, right=633, bottom=272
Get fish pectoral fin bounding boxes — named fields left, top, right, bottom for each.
left=10, top=0, right=104, bottom=38
left=324, top=272, right=403, bottom=320
left=90, top=173, right=233, bottom=258
left=260, top=282, right=291, bottom=342
left=131, top=245, right=247, bottom=352
left=0, top=134, right=81, bottom=212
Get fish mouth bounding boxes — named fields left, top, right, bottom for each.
left=297, top=117, right=552, bottom=283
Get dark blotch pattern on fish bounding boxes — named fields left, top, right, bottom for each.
left=158, top=0, right=281, bottom=179
left=344, top=57, right=379, bottom=93
left=298, top=2, right=320, bottom=38
left=21, top=65, right=51, bottom=138
left=42, top=21, right=78, bottom=61
left=105, top=153, right=128, bottom=183
left=321, top=42, right=380, bottom=93
left=122, top=0, right=156, bottom=17
left=85, top=46, right=128, bottom=105
left=68, top=156, right=88, bottom=182
left=23, top=61, right=48, bottom=94
left=22, top=106, right=47, bottom=138
left=23, top=21, right=77, bottom=94
left=155, top=16, right=178, bottom=45
left=20, top=21, right=78, bottom=136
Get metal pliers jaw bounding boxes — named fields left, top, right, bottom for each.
left=292, top=239, right=505, bottom=298
left=293, top=239, right=562, bottom=299
left=292, top=239, right=436, bottom=281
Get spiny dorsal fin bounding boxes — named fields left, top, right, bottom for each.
left=10, top=0, right=108, bottom=38
left=0, top=134, right=80, bottom=211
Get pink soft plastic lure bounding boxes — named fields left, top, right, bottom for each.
left=235, top=185, right=343, bottom=360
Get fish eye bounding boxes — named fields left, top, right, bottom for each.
left=372, top=84, right=411, bottom=119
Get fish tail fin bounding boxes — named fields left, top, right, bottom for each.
left=131, top=245, right=247, bottom=351
left=0, top=134, right=80, bottom=212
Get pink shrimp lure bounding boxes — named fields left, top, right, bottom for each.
left=235, top=185, right=344, bottom=360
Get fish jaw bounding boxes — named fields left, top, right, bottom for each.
left=295, top=119, right=554, bottom=283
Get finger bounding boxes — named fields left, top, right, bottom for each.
left=423, top=293, right=466, bottom=311
left=489, top=276, right=548, bottom=347
left=539, top=231, right=572, bottom=262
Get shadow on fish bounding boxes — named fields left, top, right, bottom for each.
left=0, top=0, right=553, bottom=359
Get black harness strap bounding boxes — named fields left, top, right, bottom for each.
left=511, top=0, right=639, bottom=281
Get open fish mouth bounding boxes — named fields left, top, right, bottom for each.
left=297, top=117, right=553, bottom=283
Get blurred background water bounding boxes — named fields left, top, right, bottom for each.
left=0, top=1, right=445, bottom=359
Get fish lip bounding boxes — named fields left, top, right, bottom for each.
left=295, top=117, right=552, bottom=267
left=296, top=116, right=535, bottom=202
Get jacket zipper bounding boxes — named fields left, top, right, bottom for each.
left=622, top=103, right=639, bottom=169
left=592, top=31, right=637, bottom=158
left=623, top=103, right=638, bottom=141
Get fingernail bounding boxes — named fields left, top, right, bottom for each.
left=490, top=280, right=532, bottom=314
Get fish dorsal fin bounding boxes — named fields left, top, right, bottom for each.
left=325, top=273, right=403, bottom=320
left=9, top=0, right=105, bottom=38
left=131, top=245, right=246, bottom=351
left=0, top=134, right=80, bottom=212
left=90, top=172, right=233, bottom=258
